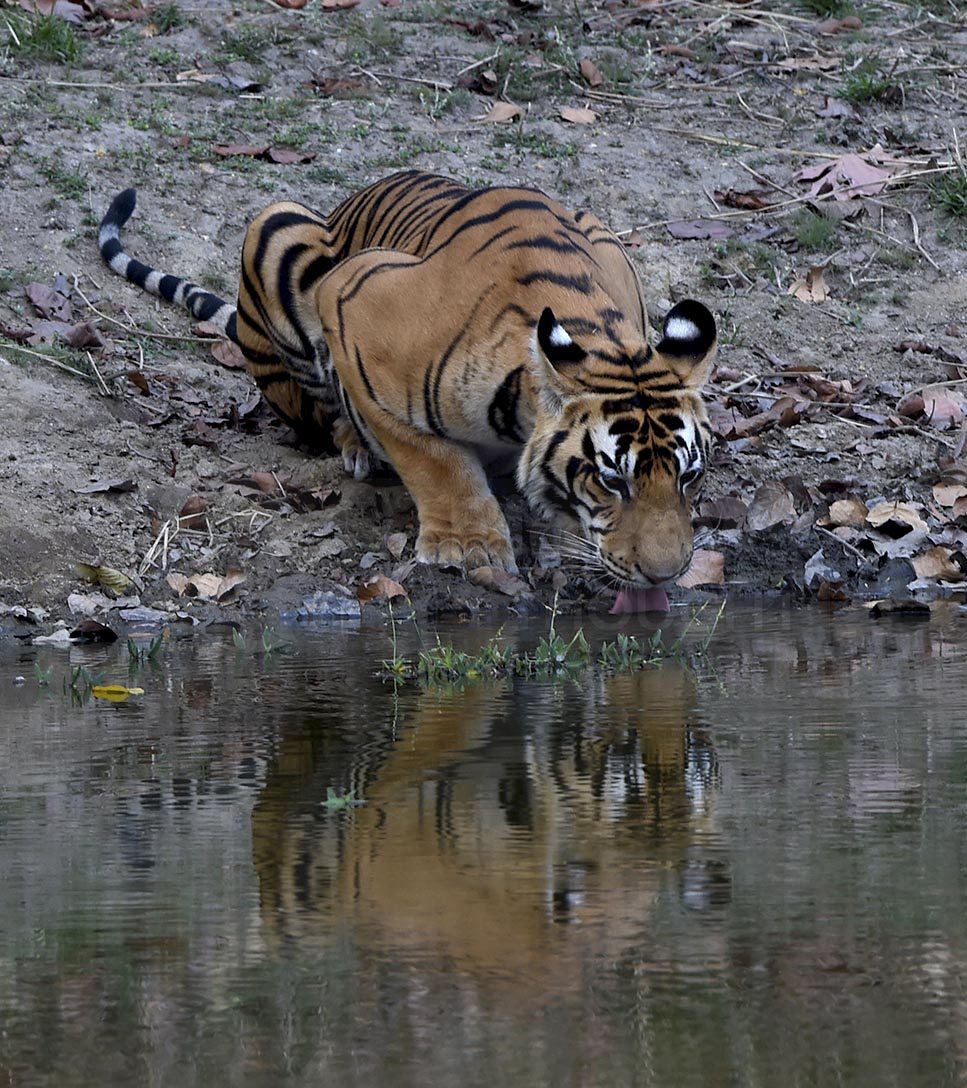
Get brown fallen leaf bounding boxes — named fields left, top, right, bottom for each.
left=793, top=146, right=906, bottom=201
left=272, top=0, right=307, bottom=8
left=713, top=395, right=809, bottom=440
left=922, top=389, right=966, bottom=430
left=933, top=482, right=967, bottom=508
left=559, top=106, right=597, bottom=125
left=178, top=495, right=208, bottom=530
left=25, top=282, right=72, bottom=321
left=321, top=0, right=360, bottom=8
left=676, top=549, right=724, bottom=588
left=696, top=496, right=748, bottom=529
left=579, top=58, right=603, bottom=87
left=713, top=187, right=774, bottom=210
left=746, top=481, right=797, bottom=532
left=358, top=574, right=407, bottom=602
left=666, top=219, right=737, bottom=240
left=820, top=497, right=869, bottom=528
left=469, top=565, right=531, bottom=597
left=479, top=102, right=524, bottom=124
left=210, top=339, right=248, bottom=369
left=386, top=532, right=408, bottom=559
left=304, top=77, right=365, bottom=95
left=168, top=569, right=246, bottom=600
left=789, top=265, right=830, bottom=304
left=814, top=15, right=862, bottom=33
left=912, top=546, right=966, bottom=583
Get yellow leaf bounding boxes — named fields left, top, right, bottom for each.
left=75, top=563, right=134, bottom=594
left=91, top=685, right=145, bottom=702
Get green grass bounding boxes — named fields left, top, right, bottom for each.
left=791, top=209, right=839, bottom=251
left=40, top=161, right=88, bottom=201
left=380, top=600, right=724, bottom=686
left=932, top=162, right=967, bottom=219
left=841, top=57, right=899, bottom=104
left=153, top=2, right=185, bottom=33
left=6, top=10, right=83, bottom=62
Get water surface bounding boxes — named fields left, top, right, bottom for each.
left=2, top=603, right=966, bottom=1087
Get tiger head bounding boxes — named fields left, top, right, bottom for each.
left=517, top=299, right=717, bottom=591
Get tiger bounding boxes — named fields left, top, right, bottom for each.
left=98, top=169, right=717, bottom=607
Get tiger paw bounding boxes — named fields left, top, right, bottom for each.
left=333, top=416, right=373, bottom=480
left=416, top=527, right=519, bottom=575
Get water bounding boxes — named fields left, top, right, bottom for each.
left=2, top=603, right=966, bottom=1087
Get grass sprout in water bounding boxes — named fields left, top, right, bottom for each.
left=380, top=598, right=724, bottom=685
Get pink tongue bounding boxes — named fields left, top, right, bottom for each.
left=610, top=586, right=670, bottom=615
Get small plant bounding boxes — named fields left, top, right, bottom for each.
left=153, top=2, right=185, bottom=33
left=841, top=57, right=899, bottom=105
left=932, top=138, right=967, bottom=219
left=35, top=663, right=53, bottom=687
left=127, top=633, right=164, bottom=665
left=791, top=209, right=839, bottom=252
left=7, top=10, right=83, bottom=62
left=321, top=787, right=366, bottom=810
left=41, top=161, right=88, bottom=202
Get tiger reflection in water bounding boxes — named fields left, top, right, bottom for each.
left=252, top=663, right=728, bottom=995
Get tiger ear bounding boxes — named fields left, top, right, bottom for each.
left=654, top=299, right=717, bottom=389
left=532, top=307, right=586, bottom=412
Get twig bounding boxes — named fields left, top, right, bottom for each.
left=0, top=339, right=95, bottom=381
left=814, top=526, right=873, bottom=566
left=906, top=209, right=940, bottom=271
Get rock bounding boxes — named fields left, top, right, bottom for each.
left=296, top=590, right=361, bottom=620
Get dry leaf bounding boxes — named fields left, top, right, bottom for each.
left=75, top=563, right=134, bottom=594
left=814, top=15, right=862, bottom=34
left=479, top=102, right=523, bottom=123
left=789, top=265, right=830, bottom=304
left=358, top=574, right=407, bottom=602
left=746, top=481, right=797, bottom=531
left=386, top=532, right=408, bottom=559
left=579, top=58, right=603, bottom=86
left=559, top=106, right=597, bottom=125
left=713, top=187, right=773, bottom=210
left=666, top=219, right=737, bottom=240
left=793, top=146, right=906, bottom=201
left=321, top=0, right=361, bottom=8
left=864, top=502, right=929, bottom=559
left=210, top=339, right=248, bottom=369
left=178, top=495, right=208, bottom=530
left=933, top=482, right=967, bottom=508
left=821, top=497, right=869, bottom=528
left=676, top=549, right=725, bottom=588
left=912, top=547, right=966, bottom=583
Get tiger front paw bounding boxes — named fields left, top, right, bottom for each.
left=416, top=525, right=519, bottom=575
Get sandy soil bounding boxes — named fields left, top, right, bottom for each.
left=1, top=0, right=965, bottom=638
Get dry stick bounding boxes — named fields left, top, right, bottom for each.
left=455, top=51, right=500, bottom=79
left=0, top=339, right=95, bottom=381
left=629, top=165, right=955, bottom=232
left=737, top=160, right=798, bottom=199
left=352, top=67, right=453, bottom=92
left=814, top=526, right=872, bottom=566
left=735, top=91, right=783, bottom=127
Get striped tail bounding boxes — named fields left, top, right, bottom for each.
left=98, top=189, right=239, bottom=342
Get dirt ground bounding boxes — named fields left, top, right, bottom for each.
left=1, top=0, right=966, bottom=638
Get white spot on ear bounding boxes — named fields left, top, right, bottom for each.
left=664, top=317, right=701, bottom=343
left=549, top=323, right=573, bottom=347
